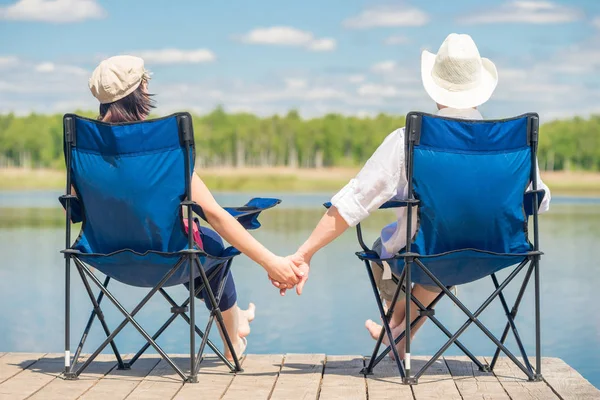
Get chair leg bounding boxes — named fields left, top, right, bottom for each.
left=72, top=258, right=188, bottom=380
left=361, top=260, right=405, bottom=378
left=189, top=253, right=197, bottom=383
left=72, top=274, right=127, bottom=371
left=64, top=253, right=76, bottom=379
left=404, top=257, right=415, bottom=384
left=534, top=256, right=542, bottom=380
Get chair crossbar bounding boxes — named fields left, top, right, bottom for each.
left=70, top=257, right=189, bottom=380
left=66, top=254, right=242, bottom=382
left=193, top=258, right=242, bottom=373
left=363, top=262, right=486, bottom=374
left=363, top=260, right=406, bottom=377
left=71, top=273, right=126, bottom=370
left=489, top=264, right=535, bottom=371
left=411, top=257, right=534, bottom=380
left=363, top=255, right=538, bottom=383
left=491, top=272, right=534, bottom=376
left=128, top=261, right=233, bottom=369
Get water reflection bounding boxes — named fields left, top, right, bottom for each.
left=0, top=193, right=598, bottom=389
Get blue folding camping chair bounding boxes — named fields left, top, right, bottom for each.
left=59, top=113, right=280, bottom=382
left=340, top=112, right=545, bottom=384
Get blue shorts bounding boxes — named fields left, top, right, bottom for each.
left=183, top=227, right=237, bottom=312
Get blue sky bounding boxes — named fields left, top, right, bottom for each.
left=0, top=0, right=599, bottom=120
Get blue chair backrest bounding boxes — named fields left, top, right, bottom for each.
left=407, top=113, right=538, bottom=257
left=65, top=113, right=194, bottom=255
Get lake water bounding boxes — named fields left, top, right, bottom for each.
left=0, top=191, right=599, bottom=388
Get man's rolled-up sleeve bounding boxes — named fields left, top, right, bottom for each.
left=331, top=129, right=405, bottom=227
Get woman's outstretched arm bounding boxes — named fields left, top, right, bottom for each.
left=191, top=173, right=303, bottom=287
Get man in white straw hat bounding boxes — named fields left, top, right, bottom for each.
left=272, top=33, right=552, bottom=360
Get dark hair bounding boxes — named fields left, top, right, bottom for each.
left=99, top=80, right=155, bottom=123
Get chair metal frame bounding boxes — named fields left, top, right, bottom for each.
left=354, top=112, right=544, bottom=384
left=60, top=114, right=243, bottom=383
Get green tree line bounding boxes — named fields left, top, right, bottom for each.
left=0, top=108, right=598, bottom=171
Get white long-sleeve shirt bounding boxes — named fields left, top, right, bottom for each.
left=331, top=108, right=551, bottom=258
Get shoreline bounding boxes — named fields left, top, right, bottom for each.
left=1, top=167, right=600, bottom=196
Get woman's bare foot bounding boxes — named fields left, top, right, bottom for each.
left=237, top=303, right=256, bottom=338
left=365, top=319, right=406, bottom=361
left=225, top=337, right=247, bottom=362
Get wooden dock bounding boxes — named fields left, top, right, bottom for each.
left=0, top=353, right=598, bottom=399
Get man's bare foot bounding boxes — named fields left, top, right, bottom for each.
left=237, top=303, right=256, bottom=338
left=225, top=337, right=247, bottom=362
left=365, top=319, right=406, bottom=361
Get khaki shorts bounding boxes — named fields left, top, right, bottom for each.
left=371, top=238, right=443, bottom=303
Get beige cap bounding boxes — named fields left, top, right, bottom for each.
left=89, top=55, right=150, bottom=104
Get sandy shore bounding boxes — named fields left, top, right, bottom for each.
left=1, top=167, right=599, bottom=195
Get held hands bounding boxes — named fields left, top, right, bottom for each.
left=270, top=252, right=310, bottom=296
left=263, top=255, right=304, bottom=291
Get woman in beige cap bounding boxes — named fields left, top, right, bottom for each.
left=88, top=55, right=304, bottom=360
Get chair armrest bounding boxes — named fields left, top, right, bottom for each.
left=190, top=197, right=281, bottom=230
left=59, top=195, right=83, bottom=223
left=323, top=199, right=415, bottom=210
left=524, top=189, right=545, bottom=216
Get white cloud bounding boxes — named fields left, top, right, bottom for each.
left=593, top=17, right=600, bottom=29
left=1, top=36, right=598, bottom=120
left=307, top=38, right=336, bottom=52
left=548, top=45, right=600, bottom=75
left=460, top=1, right=582, bottom=24
left=0, top=0, right=106, bottom=23
left=348, top=75, right=365, bottom=84
left=35, top=62, right=54, bottom=72
left=285, top=78, right=307, bottom=89
left=384, top=35, right=410, bottom=45
left=0, top=56, right=19, bottom=68
left=304, top=87, right=345, bottom=100
left=371, top=61, right=397, bottom=74
left=357, top=84, right=398, bottom=98
left=238, top=27, right=336, bottom=52
left=343, top=5, right=429, bottom=29
left=133, top=49, right=216, bottom=64
left=34, top=61, right=88, bottom=75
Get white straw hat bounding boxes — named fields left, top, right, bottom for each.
left=421, top=33, right=498, bottom=109
left=89, top=55, right=150, bottom=104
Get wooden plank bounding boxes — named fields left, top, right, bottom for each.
left=0, top=353, right=63, bottom=400
left=28, top=354, right=117, bottom=400
left=541, top=357, right=600, bottom=400
left=173, top=355, right=245, bottom=400
left=270, top=353, right=325, bottom=400
left=445, top=356, right=510, bottom=400
left=486, top=357, right=559, bottom=399
left=125, top=357, right=187, bottom=400
left=319, top=355, right=366, bottom=400
left=0, top=353, right=45, bottom=384
left=410, top=356, right=462, bottom=400
left=221, top=354, right=283, bottom=400
left=365, top=357, right=414, bottom=400
left=79, top=356, right=160, bottom=400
